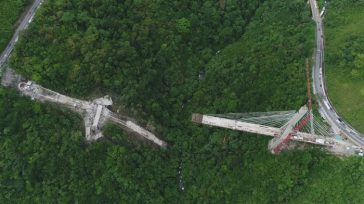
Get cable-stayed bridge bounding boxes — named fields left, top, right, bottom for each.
left=192, top=106, right=363, bottom=156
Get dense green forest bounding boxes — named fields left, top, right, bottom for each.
left=0, top=0, right=30, bottom=51
left=325, top=0, right=364, bottom=133
left=1, top=0, right=364, bottom=202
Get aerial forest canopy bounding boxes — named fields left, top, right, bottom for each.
left=325, top=0, right=364, bottom=133
left=0, top=0, right=31, bottom=51
left=1, top=0, right=364, bottom=203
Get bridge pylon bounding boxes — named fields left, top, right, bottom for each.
left=268, top=106, right=309, bottom=154
left=192, top=106, right=364, bottom=156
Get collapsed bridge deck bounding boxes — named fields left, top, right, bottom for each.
left=17, top=81, right=167, bottom=148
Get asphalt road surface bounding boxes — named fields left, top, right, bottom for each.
left=0, top=0, right=43, bottom=67
left=310, top=0, right=364, bottom=148
left=1, top=0, right=363, bottom=149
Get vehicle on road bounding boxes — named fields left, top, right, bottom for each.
left=323, top=100, right=332, bottom=110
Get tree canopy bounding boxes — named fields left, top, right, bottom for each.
left=0, top=0, right=30, bottom=51
left=1, top=0, right=363, bottom=202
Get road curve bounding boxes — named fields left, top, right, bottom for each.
left=2, top=0, right=363, bottom=149
left=309, top=0, right=364, bottom=148
left=0, top=0, right=43, bottom=68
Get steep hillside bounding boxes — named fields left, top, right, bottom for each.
left=0, top=0, right=363, bottom=203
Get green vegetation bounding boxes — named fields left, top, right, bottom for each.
left=325, top=0, right=364, bottom=132
left=0, top=0, right=363, bottom=202
left=317, top=0, right=325, bottom=9
left=0, top=0, right=30, bottom=51
left=0, top=88, right=170, bottom=203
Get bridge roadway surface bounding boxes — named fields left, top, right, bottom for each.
left=309, top=0, right=364, bottom=148
left=1, top=0, right=362, bottom=151
left=192, top=113, right=364, bottom=156
left=17, top=82, right=167, bottom=147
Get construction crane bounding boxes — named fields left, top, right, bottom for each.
left=262, top=59, right=314, bottom=154
left=191, top=59, right=364, bottom=156
left=306, top=59, right=315, bottom=135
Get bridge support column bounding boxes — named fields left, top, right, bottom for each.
left=268, top=106, right=308, bottom=154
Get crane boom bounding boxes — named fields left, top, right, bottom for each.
left=306, top=59, right=315, bottom=135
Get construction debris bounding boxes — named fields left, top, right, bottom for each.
left=17, top=80, right=167, bottom=147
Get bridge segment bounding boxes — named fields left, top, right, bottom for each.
left=192, top=108, right=364, bottom=156
left=17, top=81, right=167, bottom=147
left=268, top=106, right=308, bottom=154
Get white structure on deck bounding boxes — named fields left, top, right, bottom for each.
left=192, top=106, right=364, bottom=156
left=18, top=81, right=167, bottom=148
left=268, top=106, right=308, bottom=154
left=92, top=105, right=103, bottom=129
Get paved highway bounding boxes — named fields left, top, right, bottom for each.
left=0, top=0, right=167, bottom=147
left=1, top=0, right=363, bottom=150
left=309, top=0, right=364, bottom=148
left=0, top=0, right=43, bottom=68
